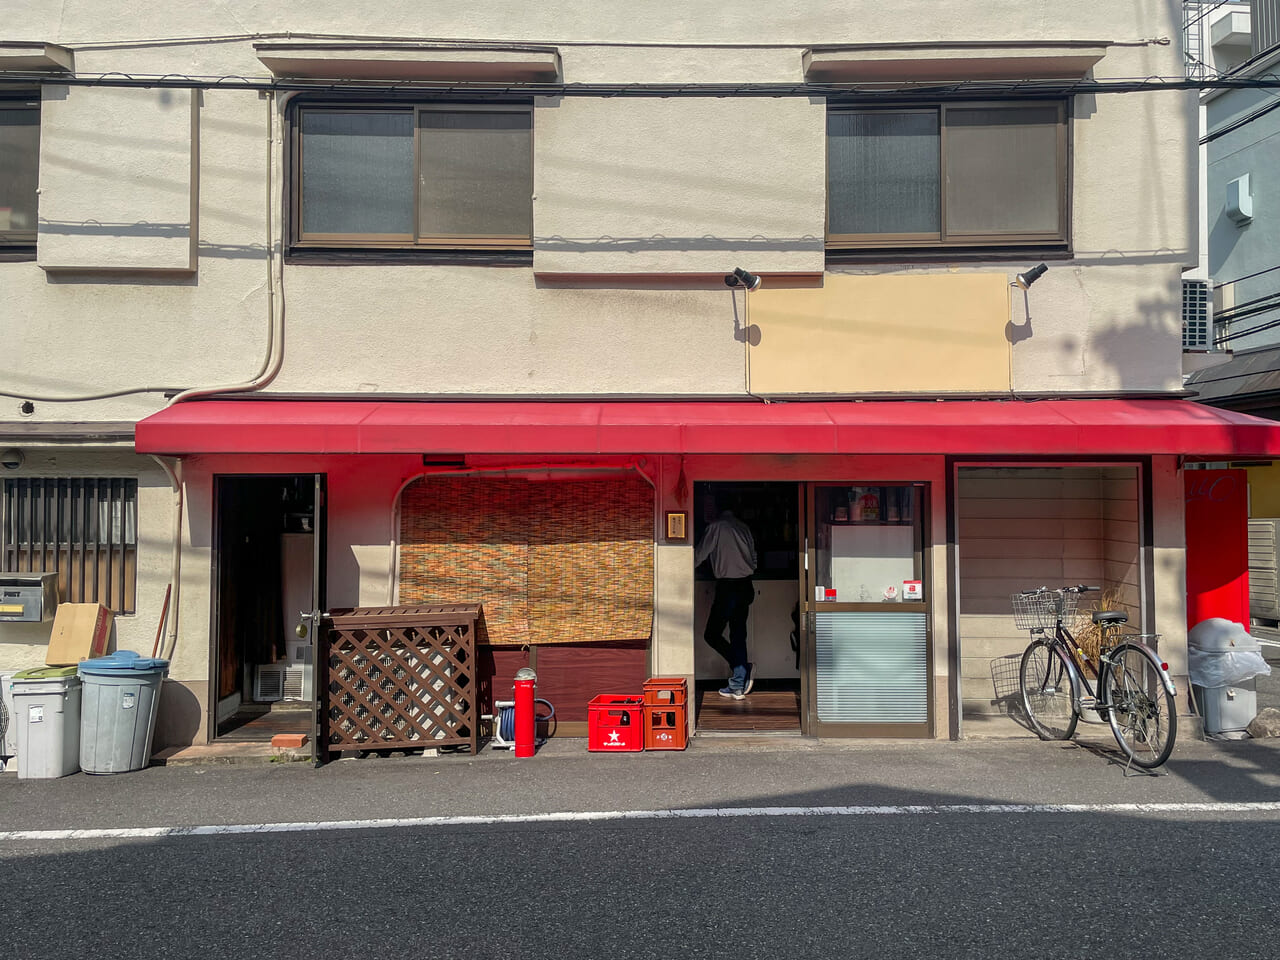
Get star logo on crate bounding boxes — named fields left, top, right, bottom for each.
left=608, top=730, right=621, bottom=744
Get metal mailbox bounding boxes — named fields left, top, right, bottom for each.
left=0, top=573, right=60, bottom=623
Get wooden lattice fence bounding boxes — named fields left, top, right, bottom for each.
left=322, top=605, right=480, bottom=758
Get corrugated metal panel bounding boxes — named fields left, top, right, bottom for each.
left=815, top=611, right=928, bottom=723
left=1254, top=0, right=1280, bottom=56
left=1248, top=518, right=1280, bottom=620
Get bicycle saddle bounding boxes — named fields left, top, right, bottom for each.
left=1091, top=610, right=1128, bottom=624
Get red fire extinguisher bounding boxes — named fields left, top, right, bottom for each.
left=513, top=667, right=537, bottom=758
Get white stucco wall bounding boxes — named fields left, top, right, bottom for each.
left=37, top=85, right=197, bottom=272
left=0, top=2, right=1196, bottom=745
left=0, top=0, right=1193, bottom=418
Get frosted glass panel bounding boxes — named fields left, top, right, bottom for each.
left=828, top=111, right=939, bottom=235
left=816, top=611, right=928, bottom=723
left=0, top=108, right=39, bottom=233
left=301, top=111, right=414, bottom=236
left=418, top=110, right=532, bottom=239
left=945, top=106, right=1060, bottom=236
left=829, top=525, right=915, bottom=603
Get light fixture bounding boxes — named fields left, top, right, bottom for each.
left=1012, top=263, right=1048, bottom=290
left=724, top=267, right=762, bottom=291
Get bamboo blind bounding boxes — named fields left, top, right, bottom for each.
left=399, top=476, right=654, bottom=645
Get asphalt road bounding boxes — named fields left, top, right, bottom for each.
left=4, top=809, right=1278, bottom=959
left=3, top=737, right=1280, bottom=959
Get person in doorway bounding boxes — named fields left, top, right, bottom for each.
left=695, top=507, right=757, bottom=700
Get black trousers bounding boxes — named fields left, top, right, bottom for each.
left=703, top=577, right=754, bottom=673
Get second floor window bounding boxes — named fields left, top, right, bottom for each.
left=827, top=101, right=1068, bottom=249
left=292, top=103, right=533, bottom=251
left=0, top=97, right=39, bottom=248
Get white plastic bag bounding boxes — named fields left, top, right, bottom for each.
left=1186, top=618, right=1273, bottom=688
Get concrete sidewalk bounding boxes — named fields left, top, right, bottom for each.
left=3, top=730, right=1279, bottom=835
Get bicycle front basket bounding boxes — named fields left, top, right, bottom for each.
left=1011, top=590, right=1076, bottom=631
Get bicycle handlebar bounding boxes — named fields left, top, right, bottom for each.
left=1015, top=584, right=1100, bottom=596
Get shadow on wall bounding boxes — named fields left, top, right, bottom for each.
left=152, top=678, right=203, bottom=749
left=1014, top=279, right=1180, bottom=390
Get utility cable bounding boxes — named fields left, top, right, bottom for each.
left=3, top=70, right=1280, bottom=98
left=1210, top=287, right=1280, bottom=324
left=1212, top=262, right=1280, bottom=289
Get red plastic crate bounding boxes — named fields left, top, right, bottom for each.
left=642, top=677, right=688, bottom=707
left=587, top=695, right=645, bottom=752
left=643, top=703, right=688, bottom=751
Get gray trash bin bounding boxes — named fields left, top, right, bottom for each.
left=78, top=650, right=169, bottom=774
left=1187, top=619, right=1270, bottom=735
left=11, top=666, right=82, bottom=779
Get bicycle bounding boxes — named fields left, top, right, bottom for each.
left=1014, top=585, right=1177, bottom=769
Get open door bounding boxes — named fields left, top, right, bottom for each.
left=307, top=473, right=327, bottom=764
left=691, top=481, right=802, bottom=733
left=211, top=474, right=326, bottom=746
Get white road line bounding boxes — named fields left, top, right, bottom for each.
left=3, top=800, right=1280, bottom=842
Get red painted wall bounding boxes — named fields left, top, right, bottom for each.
left=1184, top=469, right=1249, bottom=628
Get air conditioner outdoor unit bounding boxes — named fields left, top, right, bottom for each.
left=255, top=661, right=312, bottom=703
left=254, top=664, right=286, bottom=702
left=1183, top=279, right=1213, bottom=350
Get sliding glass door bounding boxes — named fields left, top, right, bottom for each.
left=802, top=483, right=931, bottom=737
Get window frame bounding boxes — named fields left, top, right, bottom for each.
left=825, top=99, right=1070, bottom=251
left=287, top=99, right=534, bottom=253
left=0, top=93, right=40, bottom=251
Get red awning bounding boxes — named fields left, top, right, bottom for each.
left=132, top=398, right=1280, bottom=458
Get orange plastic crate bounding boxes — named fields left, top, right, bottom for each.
left=642, top=677, right=688, bottom=707
left=643, top=703, right=688, bottom=751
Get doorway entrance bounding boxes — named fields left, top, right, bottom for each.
left=212, top=474, right=326, bottom=742
left=692, top=481, right=802, bottom=733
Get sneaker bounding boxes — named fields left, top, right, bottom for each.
left=718, top=685, right=745, bottom=701
left=743, top=662, right=756, bottom=696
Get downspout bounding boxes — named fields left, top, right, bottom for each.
left=1, top=95, right=286, bottom=406
left=155, top=91, right=286, bottom=667
left=169, top=89, right=285, bottom=405
left=150, top=455, right=183, bottom=661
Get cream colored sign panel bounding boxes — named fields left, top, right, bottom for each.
left=748, top=273, right=1011, bottom=394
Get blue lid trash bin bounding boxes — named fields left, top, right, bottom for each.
left=77, top=651, right=170, bottom=774
left=11, top=666, right=82, bottom=779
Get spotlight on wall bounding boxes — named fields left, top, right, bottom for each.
left=1012, top=263, right=1049, bottom=290
left=724, top=267, right=763, bottom=291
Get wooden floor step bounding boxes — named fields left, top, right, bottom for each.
left=695, top=682, right=801, bottom=732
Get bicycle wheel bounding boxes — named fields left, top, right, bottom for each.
left=1019, top=639, right=1078, bottom=741
left=1103, top=643, right=1176, bottom=768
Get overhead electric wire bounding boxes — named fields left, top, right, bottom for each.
left=2, top=70, right=1280, bottom=99
left=1216, top=297, right=1280, bottom=333
left=1217, top=315, right=1280, bottom=346
left=1212, top=262, right=1280, bottom=289
left=1213, top=298, right=1280, bottom=344
left=1211, top=288, right=1280, bottom=323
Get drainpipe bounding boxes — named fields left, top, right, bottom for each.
left=150, top=454, right=183, bottom=661
left=154, top=92, right=285, bottom=664
left=168, top=89, right=285, bottom=406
